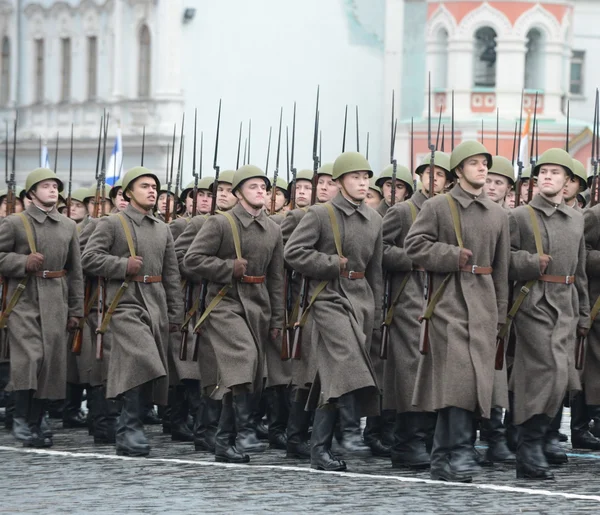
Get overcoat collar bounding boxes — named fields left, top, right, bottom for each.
left=332, top=192, right=371, bottom=220
left=232, top=202, right=268, bottom=230
left=450, top=184, right=492, bottom=210
left=530, top=193, right=573, bottom=218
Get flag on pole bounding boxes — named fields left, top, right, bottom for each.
left=40, top=145, right=51, bottom=168
left=518, top=110, right=532, bottom=168
left=106, top=127, right=123, bottom=186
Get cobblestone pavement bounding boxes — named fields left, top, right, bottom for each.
left=1, top=408, right=600, bottom=514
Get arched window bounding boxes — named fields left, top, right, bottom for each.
left=524, top=29, right=545, bottom=91
left=433, top=29, right=448, bottom=91
left=138, top=24, right=151, bottom=98
left=473, top=27, right=497, bottom=88
left=1, top=37, right=9, bottom=106
left=61, top=37, right=71, bottom=102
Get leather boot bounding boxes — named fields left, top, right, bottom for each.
left=391, top=412, right=430, bottom=469
left=250, top=391, right=269, bottom=440
left=589, top=404, right=600, bottom=438
left=364, top=416, right=391, bottom=457
left=571, top=391, right=600, bottom=450
left=40, top=411, right=52, bottom=438
left=116, top=386, right=150, bottom=457
left=311, top=406, right=347, bottom=471
left=336, top=393, right=370, bottom=455
left=12, top=390, right=32, bottom=444
left=286, top=389, right=311, bottom=459
left=517, top=414, right=554, bottom=479
left=430, top=408, right=471, bottom=482
left=62, top=383, right=87, bottom=429
left=26, top=396, right=52, bottom=448
left=267, top=386, right=289, bottom=450
left=4, top=391, right=14, bottom=430
left=161, top=389, right=174, bottom=434
left=505, top=392, right=518, bottom=452
left=184, top=380, right=202, bottom=433
left=544, top=406, right=567, bottom=465
left=215, top=395, right=249, bottom=463
left=93, top=386, right=119, bottom=444
left=232, top=392, right=268, bottom=452
left=170, top=385, right=194, bottom=442
left=194, top=396, right=221, bottom=452
left=483, top=407, right=516, bottom=463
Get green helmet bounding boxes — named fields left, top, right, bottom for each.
left=450, top=141, right=493, bottom=172
left=533, top=148, right=573, bottom=177
left=332, top=152, right=372, bottom=180
left=288, top=169, right=314, bottom=196
left=375, top=164, right=414, bottom=195
left=70, top=187, right=90, bottom=203
left=269, top=177, right=289, bottom=198
left=521, top=166, right=532, bottom=180
left=317, top=163, right=334, bottom=177
left=415, top=151, right=452, bottom=177
left=0, top=189, right=6, bottom=200
left=180, top=177, right=214, bottom=201
left=25, top=168, right=64, bottom=198
left=84, top=185, right=112, bottom=202
left=368, top=177, right=381, bottom=194
left=122, top=166, right=161, bottom=201
left=570, top=159, right=588, bottom=191
left=209, top=170, right=235, bottom=192
left=109, top=178, right=124, bottom=199
left=488, top=156, right=515, bottom=185
left=231, top=165, right=270, bottom=194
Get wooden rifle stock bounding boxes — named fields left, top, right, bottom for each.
left=191, top=279, right=208, bottom=362
left=379, top=272, right=392, bottom=359
left=179, top=281, right=194, bottom=361
left=494, top=336, right=505, bottom=371
left=419, top=273, right=433, bottom=355
left=71, top=280, right=92, bottom=355
left=576, top=335, right=586, bottom=371
left=291, top=276, right=309, bottom=360
left=95, top=277, right=106, bottom=360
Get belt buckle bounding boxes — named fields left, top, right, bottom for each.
left=143, top=275, right=150, bottom=283
left=471, top=265, right=478, bottom=275
left=347, top=270, right=356, bottom=279
left=565, top=276, right=573, bottom=285
left=42, top=270, right=49, bottom=279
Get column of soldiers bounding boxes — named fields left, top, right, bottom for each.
left=3, top=126, right=600, bottom=484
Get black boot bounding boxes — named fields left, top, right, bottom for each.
left=505, top=392, right=518, bottom=452
left=517, top=414, right=554, bottom=479
left=62, top=383, right=87, bottom=429
left=232, top=392, right=268, bottom=453
left=194, top=396, right=221, bottom=452
left=311, top=406, right=347, bottom=471
left=184, top=380, right=202, bottom=433
left=336, top=393, right=369, bottom=455
left=12, top=390, right=32, bottom=444
left=571, top=391, right=600, bottom=450
left=267, top=386, right=289, bottom=450
left=25, top=396, right=52, bottom=448
left=286, top=389, right=311, bottom=459
left=93, top=386, right=119, bottom=444
left=116, top=386, right=150, bottom=457
left=161, top=389, right=174, bottom=434
left=589, top=404, right=600, bottom=438
left=170, top=385, right=194, bottom=442
left=483, top=407, right=516, bottom=463
left=390, top=412, right=431, bottom=469
left=544, top=406, right=567, bottom=465
left=4, top=391, right=14, bottom=430
left=215, top=395, right=249, bottom=463
left=143, top=402, right=162, bottom=425
left=364, top=416, right=391, bottom=457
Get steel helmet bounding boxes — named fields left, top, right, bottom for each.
left=415, top=151, right=452, bottom=177
left=533, top=148, right=574, bottom=178
left=570, top=159, right=588, bottom=191
left=375, top=164, right=414, bottom=195
left=25, top=168, right=64, bottom=199
left=122, top=166, right=161, bottom=201
left=317, top=163, right=334, bottom=177
left=231, top=165, right=270, bottom=194
left=332, top=152, right=372, bottom=180
left=488, top=156, right=515, bottom=185
left=450, top=141, right=493, bottom=172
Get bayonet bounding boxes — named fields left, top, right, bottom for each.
left=236, top=121, right=243, bottom=169
left=527, top=92, right=539, bottom=203
left=270, top=107, right=283, bottom=215
left=341, top=104, right=348, bottom=152
left=141, top=126, right=146, bottom=166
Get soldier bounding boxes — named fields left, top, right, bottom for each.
left=183, top=165, right=284, bottom=464
left=0, top=168, right=84, bottom=447
left=285, top=152, right=383, bottom=471
left=109, top=178, right=129, bottom=213
left=169, top=177, right=214, bottom=243
left=518, top=166, right=538, bottom=205
left=81, top=166, right=183, bottom=457
left=365, top=178, right=382, bottom=210
left=85, top=186, right=113, bottom=218
left=564, top=159, right=587, bottom=210
left=266, top=177, right=289, bottom=218
left=156, top=184, right=180, bottom=222
left=0, top=189, right=24, bottom=217
left=484, top=156, right=515, bottom=207
left=374, top=164, right=412, bottom=217
left=68, top=188, right=91, bottom=224
left=174, top=169, right=235, bottom=453
left=289, top=169, right=314, bottom=209
left=382, top=151, right=451, bottom=469
left=404, top=141, right=510, bottom=482
left=508, top=149, right=589, bottom=479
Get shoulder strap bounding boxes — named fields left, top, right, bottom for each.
left=218, top=211, right=242, bottom=260
left=445, top=194, right=463, bottom=249
left=117, top=214, right=136, bottom=258
left=17, top=213, right=37, bottom=254
left=324, top=203, right=343, bottom=257
left=527, top=205, right=544, bottom=255
left=406, top=200, right=417, bottom=223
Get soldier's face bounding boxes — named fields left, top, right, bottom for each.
left=114, top=188, right=128, bottom=211
left=0, top=198, right=6, bottom=217
left=238, top=178, right=267, bottom=209
left=217, top=183, right=237, bottom=211
left=484, top=173, right=511, bottom=204
left=87, top=198, right=112, bottom=217
left=130, top=177, right=158, bottom=211
left=69, top=200, right=87, bottom=222
left=196, top=190, right=213, bottom=214
left=339, top=171, right=370, bottom=202
left=563, top=176, right=582, bottom=202
left=364, top=189, right=382, bottom=209
left=31, top=179, right=60, bottom=207
left=294, top=180, right=312, bottom=208
left=317, top=175, right=338, bottom=203
left=456, top=155, right=488, bottom=188
left=420, top=166, right=449, bottom=195
left=538, top=165, right=569, bottom=198
left=382, top=179, right=408, bottom=205
left=503, top=189, right=516, bottom=209
left=520, top=179, right=538, bottom=204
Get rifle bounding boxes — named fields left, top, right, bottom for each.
left=451, top=90, right=455, bottom=151
left=591, top=90, right=599, bottom=207
left=174, top=114, right=185, bottom=208
left=356, top=106, right=360, bottom=152
left=192, top=99, right=221, bottom=361
left=66, top=124, right=73, bottom=218
left=265, top=126, right=272, bottom=175
left=141, top=126, right=146, bottom=166
left=236, top=122, right=243, bottom=169
left=292, top=87, right=319, bottom=360
left=288, top=103, right=297, bottom=209
left=96, top=114, right=109, bottom=360
left=526, top=92, right=539, bottom=203
left=270, top=107, right=283, bottom=216
left=365, top=132, right=370, bottom=160
left=513, top=91, right=525, bottom=207
left=165, top=124, right=176, bottom=223
left=341, top=104, right=348, bottom=153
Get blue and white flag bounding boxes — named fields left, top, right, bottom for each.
left=40, top=145, right=50, bottom=168
left=106, top=128, right=123, bottom=186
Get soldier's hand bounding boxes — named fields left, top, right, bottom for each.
left=169, top=324, right=180, bottom=333
left=126, top=256, right=144, bottom=276
left=25, top=252, right=44, bottom=273
left=458, top=248, right=473, bottom=268
left=539, top=254, right=551, bottom=274
left=269, top=328, right=281, bottom=342
left=577, top=326, right=589, bottom=338
left=233, top=258, right=248, bottom=279
left=339, top=256, right=348, bottom=272
left=66, top=317, right=80, bottom=332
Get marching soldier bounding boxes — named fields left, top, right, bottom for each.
left=169, top=177, right=214, bottom=241
left=285, top=152, right=382, bottom=471
left=365, top=179, right=383, bottom=210
left=484, top=156, right=515, bottom=207
left=81, top=166, right=183, bottom=457
left=109, top=178, right=129, bottom=213
left=68, top=188, right=91, bottom=224
left=564, top=159, right=587, bottom=211
left=405, top=141, right=510, bottom=482
left=508, top=149, right=589, bottom=479
left=0, top=168, right=84, bottom=447
left=374, top=164, right=412, bottom=217
left=267, top=177, right=289, bottom=219
left=382, top=151, right=452, bottom=469
left=518, top=166, right=538, bottom=205
left=156, top=184, right=180, bottom=222
left=183, top=165, right=284, bottom=464
left=289, top=170, right=314, bottom=209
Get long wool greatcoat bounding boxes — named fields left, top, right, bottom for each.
left=284, top=192, right=383, bottom=416
left=81, top=204, right=183, bottom=405
left=584, top=204, right=600, bottom=404
left=508, top=194, right=589, bottom=424
left=404, top=185, right=510, bottom=418
left=0, top=204, right=84, bottom=400
left=381, top=190, right=427, bottom=412
left=183, top=203, right=285, bottom=396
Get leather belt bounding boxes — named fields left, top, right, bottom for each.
left=131, top=275, right=162, bottom=283
left=539, top=274, right=575, bottom=285
left=340, top=270, right=365, bottom=279
left=34, top=270, right=67, bottom=279
left=460, top=265, right=493, bottom=275
left=240, top=275, right=265, bottom=284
